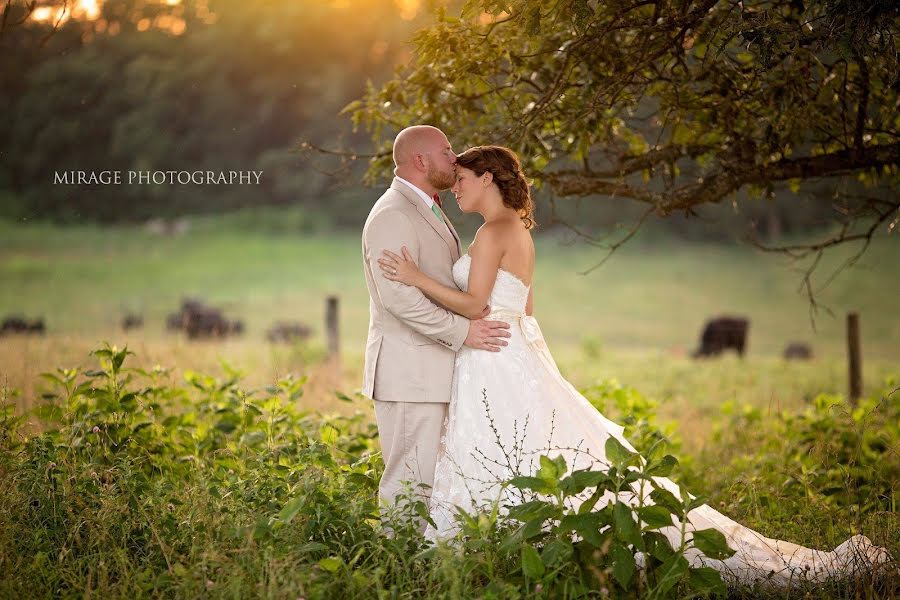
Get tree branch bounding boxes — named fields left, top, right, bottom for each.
left=545, top=142, right=900, bottom=214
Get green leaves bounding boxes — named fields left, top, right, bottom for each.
left=647, top=455, right=678, bottom=477
left=560, top=468, right=610, bottom=496
left=317, top=556, right=343, bottom=573
left=13, top=339, right=897, bottom=599
left=353, top=0, right=900, bottom=239
left=509, top=454, right=567, bottom=495
left=649, top=554, right=690, bottom=597
left=540, top=539, right=573, bottom=567
left=538, top=454, right=567, bottom=483
left=559, top=512, right=606, bottom=547
left=605, top=436, right=637, bottom=468
left=277, top=495, right=305, bottom=525
left=521, top=544, right=545, bottom=579
left=613, top=501, right=643, bottom=547
left=689, top=566, right=728, bottom=595
left=650, top=488, right=683, bottom=516
left=508, top=475, right=555, bottom=495
left=638, top=505, right=675, bottom=530
left=507, top=500, right=559, bottom=523
left=691, top=528, right=737, bottom=560
left=610, top=542, right=636, bottom=587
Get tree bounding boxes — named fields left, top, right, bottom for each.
left=1, top=0, right=418, bottom=221
left=348, top=0, right=900, bottom=271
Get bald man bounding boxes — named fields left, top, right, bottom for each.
left=361, top=125, right=510, bottom=527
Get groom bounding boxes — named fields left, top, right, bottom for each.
left=361, top=125, right=510, bottom=522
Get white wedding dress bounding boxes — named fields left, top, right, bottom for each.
left=424, top=254, right=890, bottom=586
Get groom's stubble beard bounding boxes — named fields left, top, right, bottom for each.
left=426, top=164, right=455, bottom=191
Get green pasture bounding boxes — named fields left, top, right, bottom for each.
left=1, top=215, right=898, bottom=441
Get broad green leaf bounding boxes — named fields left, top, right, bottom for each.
left=318, top=556, right=343, bottom=572
left=539, top=455, right=558, bottom=479
left=689, top=566, right=728, bottom=595
left=521, top=544, right=545, bottom=579
left=560, top=469, right=610, bottom=495
left=647, top=455, right=678, bottom=477
left=541, top=539, right=573, bottom=567
left=650, top=554, right=689, bottom=596
left=559, top=513, right=606, bottom=547
left=605, top=436, right=636, bottom=466
left=610, top=542, right=635, bottom=588
left=508, top=475, right=554, bottom=494
left=507, top=500, right=551, bottom=522
left=277, top=496, right=304, bottom=524
left=638, top=505, right=675, bottom=529
left=613, top=502, right=642, bottom=547
left=500, top=516, right=546, bottom=554
left=692, top=528, right=736, bottom=560
left=650, top=488, right=683, bottom=516
left=578, top=487, right=605, bottom=515
left=643, top=531, right=676, bottom=562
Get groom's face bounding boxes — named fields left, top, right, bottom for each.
left=424, top=133, right=457, bottom=191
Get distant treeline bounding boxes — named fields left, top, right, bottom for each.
left=0, top=0, right=418, bottom=223
left=0, top=0, right=853, bottom=240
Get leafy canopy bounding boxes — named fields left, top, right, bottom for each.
left=350, top=0, right=899, bottom=222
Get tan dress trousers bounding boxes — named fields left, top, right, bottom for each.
left=373, top=399, right=447, bottom=510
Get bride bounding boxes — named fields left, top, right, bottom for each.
left=376, top=145, right=890, bottom=586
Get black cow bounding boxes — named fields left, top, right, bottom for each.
left=122, top=314, right=143, bottom=331
left=1, top=315, right=45, bottom=336
left=266, top=321, right=312, bottom=344
left=166, top=298, right=242, bottom=339
left=783, top=342, right=813, bottom=360
left=692, top=316, right=749, bottom=358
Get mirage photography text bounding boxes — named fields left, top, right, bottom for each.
left=53, top=170, right=263, bottom=185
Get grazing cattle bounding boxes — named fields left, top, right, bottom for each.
left=166, top=298, right=242, bottom=339
left=0, top=315, right=45, bottom=336
left=692, top=316, right=749, bottom=358
left=783, top=342, right=813, bottom=360
left=266, top=321, right=312, bottom=344
left=166, top=298, right=208, bottom=332
left=122, top=314, right=143, bottom=331
left=184, top=306, right=230, bottom=339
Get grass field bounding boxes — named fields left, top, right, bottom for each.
left=1, top=217, right=898, bottom=448
left=1, top=216, right=898, bottom=598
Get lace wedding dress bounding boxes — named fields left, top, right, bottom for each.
left=424, top=254, right=890, bottom=585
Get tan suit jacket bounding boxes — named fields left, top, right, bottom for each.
left=362, top=178, right=470, bottom=403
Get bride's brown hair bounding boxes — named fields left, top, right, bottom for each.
left=455, top=145, right=536, bottom=229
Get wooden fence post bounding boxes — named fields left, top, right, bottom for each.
left=326, top=295, right=339, bottom=361
left=847, top=312, right=862, bottom=405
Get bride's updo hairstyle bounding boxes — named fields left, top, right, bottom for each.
left=455, top=145, right=536, bottom=229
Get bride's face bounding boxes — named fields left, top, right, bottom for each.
left=451, top=166, right=484, bottom=213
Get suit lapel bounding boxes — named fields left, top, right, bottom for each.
left=390, top=178, right=460, bottom=261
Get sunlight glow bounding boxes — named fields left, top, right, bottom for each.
left=74, top=0, right=101, bottom=19
left=31, top=0, right=100, bottom=24
left=29, top=0, right=195, bottom=34
left=395, top=0, right=419, bottom=21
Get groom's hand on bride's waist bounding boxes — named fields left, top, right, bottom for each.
left=464, top=309, right=511, bottom=352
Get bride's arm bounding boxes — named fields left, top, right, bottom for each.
left=379, top=230, right=503, bottom=320
left=525, top=287, right=533, bottom=316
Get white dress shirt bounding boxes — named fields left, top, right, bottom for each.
left=395, top=176, right=436, bottom=209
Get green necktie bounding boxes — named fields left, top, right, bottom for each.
left=431, top=203, right=446, bottom=224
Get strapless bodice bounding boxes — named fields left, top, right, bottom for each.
left=452, top=254, right=529, bottom=315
